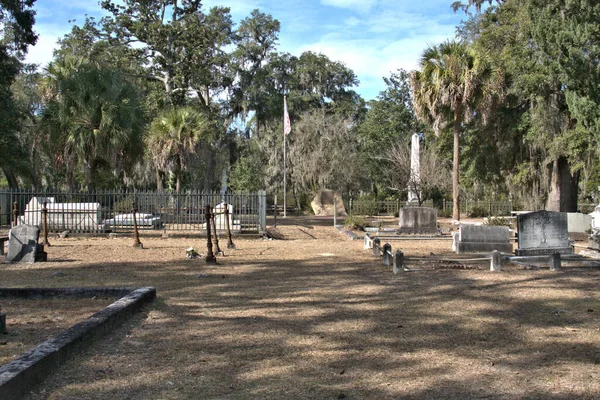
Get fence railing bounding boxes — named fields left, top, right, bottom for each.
left=348, top=199, right=434, bottom=216
left=441, top=200, right=513, bottom=217
left=348, top=199, right=513, bottom=217
left=0, top=189, right=267, bottom=234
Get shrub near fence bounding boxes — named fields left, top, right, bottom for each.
left=0, top=189, right=267, bottom=234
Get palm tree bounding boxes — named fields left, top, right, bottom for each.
left=42, top=62, right=145, bottom=191
left=146, top=106, right=209, bottom=192
left=410, top=40, right=499, bottom=220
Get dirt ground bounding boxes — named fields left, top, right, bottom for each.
left=0, top=218, right=599, bottom=399
left=0, top=298, right=113, bottom=365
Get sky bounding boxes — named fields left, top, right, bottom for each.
left=26, top=0, right=465, bottom=101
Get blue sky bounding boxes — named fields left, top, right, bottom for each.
left=26, top=0, right=464, bottom=101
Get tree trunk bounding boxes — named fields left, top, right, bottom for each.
left=546, top=156, right=579, bottom=212
left=156, top=168, right=164, bottom=191
left=452, top=110, right=461, bottom=221
left=84, top=159, right=96, bottom=193
left=1, top=166, right=19, bottom=190
left=203, top=149, right=215, bottom=193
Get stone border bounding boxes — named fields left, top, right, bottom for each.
left=335, top=225, right=362, bottom=240
left=0, top=286, right=156, bottom=400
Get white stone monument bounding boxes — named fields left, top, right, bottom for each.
left=407, top=133, right=420, bottom=203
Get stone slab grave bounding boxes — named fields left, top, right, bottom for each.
left=452, top=225, right=513, bottom=254
left=516, top=211, right=573, bottom=256
left=398, top=207, right=438, bottom=234
left=6, top=224, right=47, bottom=263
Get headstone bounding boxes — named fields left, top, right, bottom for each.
left=393, top=250, right=404, bottom=274
left=455, top=225, right=513, bottom=254
left=549, top=252, right=561, bottom=271
left=407, top=133, right=420, bottom=203
left=6, top=224, right=47, bottom=263
left=311, top=189, right=347, bottom=217
left=398, top=207, right=437, bottom=234
left=382, top=243, right=392, bottom=266
left=372, top=238, right=381, bottom=257
left=516, top=211, right=573, bottom=256
left=490, top=250, right=501, bottom=272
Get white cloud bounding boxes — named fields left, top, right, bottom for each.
left=344, top=16, right=362, bottom=27
left=25, top=24, right=68, bottom=67
left=320, top=0, right=377, bottom=13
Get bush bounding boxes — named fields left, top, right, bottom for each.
left=438, top=209, right=452, bottom=218
left=484, top=216, right=514, bottom=229
left=467, top=206, right=489, bottom=218
left=344, top=215, right=367, bottom=230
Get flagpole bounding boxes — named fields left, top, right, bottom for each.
left=283, top=95, right=287, bottom=219
left=283, top=123, right=287, bottom=219
left=283, top=95, right=291, bottom=218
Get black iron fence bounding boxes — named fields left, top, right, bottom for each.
left=0, top=189, right=267, bottom=234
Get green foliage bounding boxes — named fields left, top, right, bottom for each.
left=344, top=215, right=367, bottom=231
left=229, top=142, right=265, bottom=192
left=467, top=206, right=489, bottom=218
left=356, top=69, right=421, bottom=191
left=484, top=216, right=514, bottom=228
left=41, top=62, right=145, bottom=191
left=438, top=209, right=453, bottom=218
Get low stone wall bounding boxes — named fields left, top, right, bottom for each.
left=0, top=286, right=156, bottom=400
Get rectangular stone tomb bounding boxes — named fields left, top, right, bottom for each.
left=398, top=207, right=438, bottom=234
left=516, top=211, right=573, bottom=256
left=453, top=225, right=513, bottom=254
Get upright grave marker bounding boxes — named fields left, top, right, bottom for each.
left=398, top=207, right=438, bottom=234
left=6, top=224, right=47, bottom=263
left=453, top=225, right=513, bottom=254
left=516, top=211, right=572, bottom=256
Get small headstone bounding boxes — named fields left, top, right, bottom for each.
left=6, top=225, right=46, bottom=263
left=398, top=207, right=437, bottom=234
left=382, top=243, right=392, bottom=266
left=490, top=250, right=501, bottom=272
left=516, top=211, right=573, bottom=256
left=455, top=225, right=513, bottom=254
left=393, top=250, right=404, bottom=274
left=549, top=252, right=562, bottom=271
left=372, top=238, right=381, bottom=257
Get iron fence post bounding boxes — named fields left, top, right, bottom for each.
left=204, top=205, right=217, bottom=264
left=41, top=201, right=50, bottom=246
left=131, top=200, right=143, bottom=248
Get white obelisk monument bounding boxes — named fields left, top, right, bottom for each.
left=407, top=133, right=420, bottom=203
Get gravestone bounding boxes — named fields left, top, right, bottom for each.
left=398, top=207, right=437, bottom=234
left=454, top=225, right=513, bottom=254
left=516, top=211, right=573, bottom=256
left=6, top=224, right=47, bottom=263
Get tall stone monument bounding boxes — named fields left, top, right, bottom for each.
left=407, top=133, right=420, bottom=203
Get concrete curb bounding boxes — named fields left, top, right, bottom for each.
left=335, top=225, right=362, bottom=240
left=0, top=286, right=156, bottom=400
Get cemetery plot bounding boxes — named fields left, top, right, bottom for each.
left=0, top=225, right=597, bottom=400
left=0, top=298, right=113, bottom=365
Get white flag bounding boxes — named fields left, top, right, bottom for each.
left=284, top=96, right=291, bottom=135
